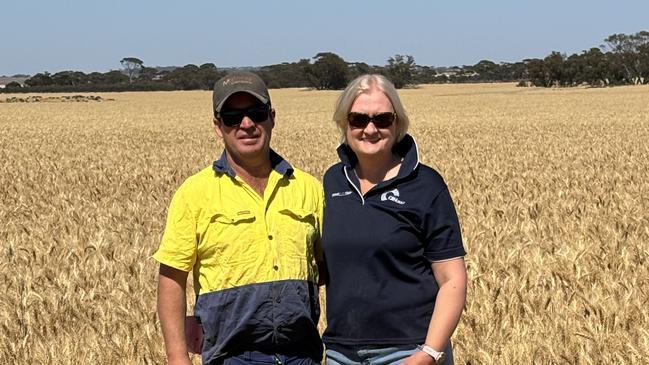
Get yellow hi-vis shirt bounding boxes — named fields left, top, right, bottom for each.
left=153, top=150, right=324, bottom=363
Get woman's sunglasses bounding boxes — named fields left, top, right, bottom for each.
left=347, top=112, right=396, bottom=129
left=217, top=104, right=271, bottom=127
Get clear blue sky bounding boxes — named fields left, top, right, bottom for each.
left=2, top=0, right=647, bottom=76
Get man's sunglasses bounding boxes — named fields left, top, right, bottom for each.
left=217, top=104, right=271, bottom=127
left=347, top=112, right=396, bottom=129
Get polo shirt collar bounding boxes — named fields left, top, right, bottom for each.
left=212, top=149, right=294, bottom=178
left=336, top=133, right=420, bottom=179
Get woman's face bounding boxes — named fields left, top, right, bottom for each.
left=346, top=88, right=397, bottom=160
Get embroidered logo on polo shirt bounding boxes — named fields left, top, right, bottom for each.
left=380, top=188, right=405, bottom=205
left=331, top=191, right=352, bottom=197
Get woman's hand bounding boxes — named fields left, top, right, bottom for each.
left=400, top=350, right=438, bottom=365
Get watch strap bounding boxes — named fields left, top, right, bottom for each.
left=417, top=344, right=443, bottom=361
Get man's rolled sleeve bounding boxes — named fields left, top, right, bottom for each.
left=153, top=185, right=197, bottom=272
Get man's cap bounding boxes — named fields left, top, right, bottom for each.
left=213, top=71, right=270, bottom=115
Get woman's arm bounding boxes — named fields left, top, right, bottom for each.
left=403, top=257, right=467, bottom=365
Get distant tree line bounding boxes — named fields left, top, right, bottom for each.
left=521, top=31, right=649, bottom=87
left=2, top=31, right=647, bottom=93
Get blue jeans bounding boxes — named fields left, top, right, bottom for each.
left=221, top=350, right=320, bottom=365
left=325, top=343, right=454, bottom=365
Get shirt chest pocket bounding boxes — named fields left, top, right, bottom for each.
left=275, top=208, right=318, bottom=260
left=203, top=210, right=258, bottom=267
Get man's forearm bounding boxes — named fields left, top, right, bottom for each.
left=158, top=265, right=191, bottom=362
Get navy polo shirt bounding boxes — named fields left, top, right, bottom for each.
left=321, top=134, right=465, bottom=348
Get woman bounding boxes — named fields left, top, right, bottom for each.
left=321, top=74, right=467, bottom=365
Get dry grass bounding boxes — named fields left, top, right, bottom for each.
left=1, top=83, right=648, bottom=364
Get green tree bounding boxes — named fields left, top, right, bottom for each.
left=385, top=54, right=416, bottom=88
left=103, top=70, right=129, bottom=84
left=603, top=31, right=649, bottom=84
left=469, top=60, right=499, bottom=81
left=164, top=64, right=203, bottom=90
left=260, top=60, right=310, bottom=88
left=24, top=72, right=53, bottom=87
left=411, top=65, right=437, bottom=84
left=524, top=58, right=549, bottom=87
left=138, top=66, right=159, bottom=82
left=348, top=62, right=377, bottom=80
left=638, top=43, right=649, bottom=82
left=87, top=72, right=106, bottom=84
left=573, top=48, right=611, bottom=86
left=120, top=57, right=144, bottom=83
left=306, top=52, right=349, bottom=90
left=500, top=62, right=527, bottom=81
left=544, top=52, right=566, bottom=86
left=5, top=81, right=22, bottom=89
left=51, top=71, right=87, bottom=86
left=197, top=63, right=224, bottom=89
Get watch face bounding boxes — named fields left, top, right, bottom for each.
left=437, top=352, right=446, bottom=364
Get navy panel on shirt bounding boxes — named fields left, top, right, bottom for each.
left=321, top=135, right=465, bottom=347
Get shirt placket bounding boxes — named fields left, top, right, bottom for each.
left=236, top=172, right=284, bottom=343
left=233, top=174, right=279, bottom=273
left=262, top=172, right=284, bottom=344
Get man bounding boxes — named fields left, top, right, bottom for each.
left=154, top=71, right=323, bottom=365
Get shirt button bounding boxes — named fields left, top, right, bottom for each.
left=276, top=297, right=281, bottom=303
left=273, top=265, right=279, bottom=271
left=268, top=235, right=273, bottom=240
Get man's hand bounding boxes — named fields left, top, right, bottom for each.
left=400, top=350, right=437, bottom=365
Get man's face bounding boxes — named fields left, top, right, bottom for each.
left=214, top=92, right=274, bottom=164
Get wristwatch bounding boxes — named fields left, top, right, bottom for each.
left=417, top=344, right=446, bottom=364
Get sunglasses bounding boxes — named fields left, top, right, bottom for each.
left=217, top=104, right=270, bottom=127
left=347, top=112, right=396, bottom=129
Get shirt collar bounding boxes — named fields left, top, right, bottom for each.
left=336, top=134, right=420, bottom=179
left=212, top=149, right=294, bottom=178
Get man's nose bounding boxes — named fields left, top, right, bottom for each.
left=239, top=115, right=255, bottom=128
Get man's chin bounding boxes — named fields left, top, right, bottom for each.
left=234, top=144, right=267, bottom=157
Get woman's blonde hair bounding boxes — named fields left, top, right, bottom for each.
left=333, top=74, right=410, bottom=143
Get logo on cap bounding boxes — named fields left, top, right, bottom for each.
left=223, top=77, right=254, bottom=86
left=213, top=71, right=270, bottom=114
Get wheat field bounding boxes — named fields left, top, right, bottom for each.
left=1, top=83, right=648, bottom=364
